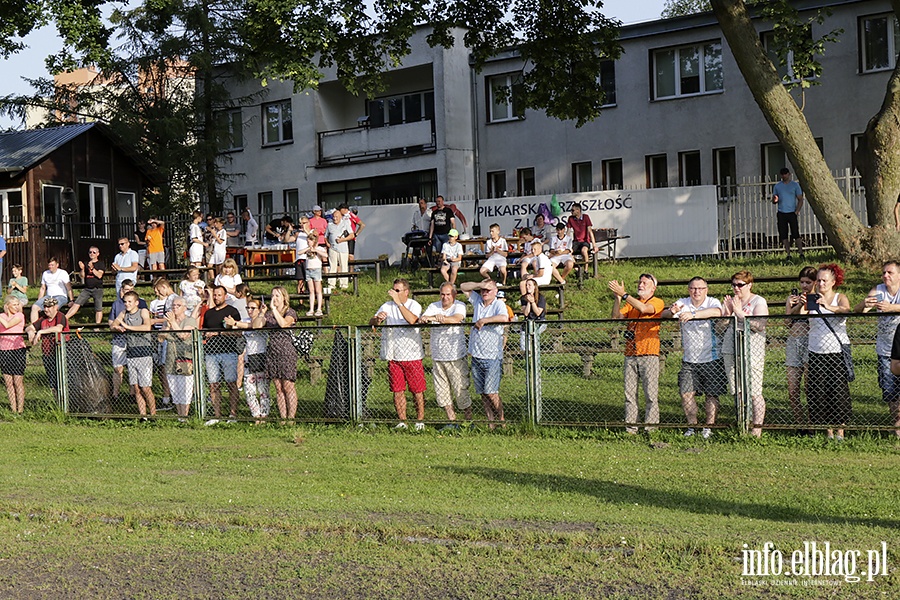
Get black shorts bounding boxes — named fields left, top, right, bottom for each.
left=75, top=287, right=104, bottom=312
left=777, top=212, right=799, bottom=241
left=347, top=240, right=356, bottom=255
left=573, top=241, right=592, bottom=256
left=0, top=347, right=26, bottom=376
left=294, top=259, right=307, bottom=281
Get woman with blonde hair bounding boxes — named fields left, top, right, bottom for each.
left=0, top=296, right=26, bottom=413
left=264, top=286, right=299, bottom=420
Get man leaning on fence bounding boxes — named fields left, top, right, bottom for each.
left=461, top=279, right=510, bottom=428
left=858, top=261, right=900, bottom=438
left=608, top=274, right=665, bottom=434
left=662, top=277, right=726, bottom=439
left=420, top=282, right=472, bottom=426
left=370, top=278, right=426, bottom=430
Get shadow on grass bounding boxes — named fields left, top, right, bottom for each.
left=439, top=466, right=899, bottom=530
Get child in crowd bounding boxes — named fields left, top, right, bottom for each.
left=214, top=258, right=243, bottom=296
left=150, top=278, right=177, bottom=409
left=305, top=240, right=327, bottom=317
left=548, top=222, right=576, bottom=284
left=208, top=217, right=227, bottom=280
left=7, top=264, right=28, bottom=307
left=514, top=227, right=535, bottom=280
left=440, top=229, right=463, bottom=284
left=180, top=266, right=206, bottom=317
left=479, top=223, right=508, bottom=285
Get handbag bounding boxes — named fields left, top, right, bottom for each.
left=291, top=328, right=315, bottom=358
left=818, top=305, right=854, bottom=382
left=174, top=357, right=194, bottom=376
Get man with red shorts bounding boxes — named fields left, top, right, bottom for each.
left=370, top=278, right=426, bottom=430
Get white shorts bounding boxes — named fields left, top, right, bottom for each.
left=189, top=243, right=204, bottom=263
left=127, top=356, right=154, bottom=387
left=550, top=254, right=574, bottom=266
left=481, top=254, right=507, bottom=271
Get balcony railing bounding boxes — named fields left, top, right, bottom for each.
left=318, top=120, right=436, bottom=166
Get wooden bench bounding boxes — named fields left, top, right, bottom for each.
left=239, top=267, right=360, bottom=295
left=349, top=258, right=387, bottom=284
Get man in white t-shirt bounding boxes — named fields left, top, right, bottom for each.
left=420, top=282, right=472, bottom=425
left=31, top=257, right=73, bottom=323
left=548, top=223, right=576, bottom=284
left=369, top=278, right=426, bottom=430
left=111, top=237, right=140, bottom=293
left=287, top=216, right=310, bottom=295
left=661, top=276, right=726, bottom=438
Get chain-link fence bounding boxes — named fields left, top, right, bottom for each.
left=6, top=314, right=898, bottom=433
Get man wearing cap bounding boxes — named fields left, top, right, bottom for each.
left=608, top=273, right=665, bottom=434
left=309, top=205, right=328, bottom=246
left=26, top=296, right=70, bottom=399
left=241, top=209, right=259, bottom=246
left=772, top=167, right=804, bottom=257
left=439, top=229, right=464, bottom=284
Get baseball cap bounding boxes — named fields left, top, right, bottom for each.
left=43, top=297, right=59, bottom=307
left=449, top=229, right=459, bottom=237
left=312, top=205, right=322, bottom=212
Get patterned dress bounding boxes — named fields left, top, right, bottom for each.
left=264, top=308, right=299, bottom=381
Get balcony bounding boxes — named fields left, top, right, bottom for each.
left=318, top=120, right=435, bottom=166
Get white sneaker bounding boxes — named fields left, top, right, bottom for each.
left=204, top=419, right=219, bottom=426
left=414, top=422, right=425, bottom=431
left=701, top=428, right=712, bottom=439
left=394, top=422, right=408, bottom=430
left=684, top=428, right=695, bottom=437
left=226, top=419, right=238, bottom=424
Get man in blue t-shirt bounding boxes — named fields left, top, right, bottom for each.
left=772, top=167, right=805, bottom=257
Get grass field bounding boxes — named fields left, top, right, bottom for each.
left=0, top=421, right=896, bottom=598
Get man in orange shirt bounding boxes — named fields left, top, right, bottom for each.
left=146, top=218, right=166, bottom=271
left=608, top=273, right=665, bottom=434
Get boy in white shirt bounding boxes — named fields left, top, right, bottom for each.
left=440, top=229, right=464, bottom=284
left=514, top=228, right=535, bottom=280
left=548, top=223, right=576, bottom=284
left=479, top=223, right=509, bottom=285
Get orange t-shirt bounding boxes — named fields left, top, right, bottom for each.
left=620, top=296, right=665, bottom=356
left=146, top=225, right=164, bottom=254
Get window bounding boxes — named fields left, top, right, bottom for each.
left=654, top=41, right=723, bottom=99
left=116, top=191, right=137, bottom=223
left=761, top=139, right=823, bottom=178
left=713, top=147, right=737, bottom=199
left=762, top=30, right=812, bottom=82
left=216, top=109, right=243, bottom=151
left=600, top=60, right=616, bottom=106
left=41, top=185, right=64, bottom=238
left=678, top=151, right=702, bottom=186
left=572, top=162, right=593, bottom=192
left=517, top=168, right=535, bottom=196
left=77, top=182, right=109, bottom=238
left=368, top=91, right=435, bottom=128
left=646, top=154, right=668, bottom=188
left=0, top=188, right=25, bottom=239
left=602, top=159, right=623, bottom=190
left=263, top=100, right=293, bottom=145
left=233, top=194, right=248, bottom=216
left=860, top=13, right=900, bottom=72
left=258, top=191, right=273, bottom=217
left=284, top=189, right=299, bottom=215
left=487, top=171, right=507, bottom=198
left=487, top=73, right=523, bottom=122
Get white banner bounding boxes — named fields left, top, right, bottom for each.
left=354, top=186, right=719, bottom=264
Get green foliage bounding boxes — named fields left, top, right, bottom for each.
left=661, top=0, right=711, bottom=19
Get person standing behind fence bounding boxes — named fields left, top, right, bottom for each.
left=662, top=277, right=725, bottom=439
left=110, top=290, right=156, bottom=417
left=146, top=218, right=166, bottom=271
left=370, top=279, right=426, bottom=430
left=460, top=279, right=510, bottom=428
left=326, top=209, right=352, bottom=291
left=772, top=167, right=805, bottom=258
left=133, top=221, right=148, bottom=269
left=31, top=257, right=73, bottom=324
left=225, top=298, right=270, bottom=421
left=420, top=282, right=472, bottom=425
left=162, top=296, right=196, bottom=421
left=179, top=267, right=206, bottom=318
left=242, top=209, right=259, bottom=246
left=339, top=204, right=365, bottom=268
left=304, top=223, right=327, bottom=317
left=608, top=274, right=665, bottom=434
left=286, top=216, right=309, bottom=297
left=7, top=264, right=28, bottom=308
left=189, top=210, right=206, bottom=267
left=802, top=264, right=851, bottom=441
left=854, top=261, right=900, bottom=438
left=150, top=278, right=178, bottom=410
left=66, top=246, right=105, bottom=324
left=262, top=287, right=299, bottom=421
left=0, top=296, right=26, bottom=414
left=26, top=297, right=69, bottom=399
left=722, top=271, right=769, bottom=438
left=111, top=238, right=140, bottom=294
left=108, top=280, right=147, bottom=402
left=202, top=286, right=242, bottom=425
left=785, top=266, right=817, bottom=429
left=428, top=195, right=456, bottom=257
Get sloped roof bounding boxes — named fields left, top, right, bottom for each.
left=0, top=122, right=162, bottom=183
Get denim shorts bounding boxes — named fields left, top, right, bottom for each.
left=471, top=357, right=502, bottom=395
left=306, top=268, right=322, bottom=282
left=205, top=352, right=238, bottom=383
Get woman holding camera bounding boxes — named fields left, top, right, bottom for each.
left=801, top=264, right=852, bottom=441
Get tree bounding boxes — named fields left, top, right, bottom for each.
left=711, top=0, right=900, bottom=263
left=662, top=0, right=711, bottom=19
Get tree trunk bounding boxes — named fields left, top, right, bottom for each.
left=710, top=0, right=867, bottom=259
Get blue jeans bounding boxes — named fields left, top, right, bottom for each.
left=878, top=355, right=900, bottom=403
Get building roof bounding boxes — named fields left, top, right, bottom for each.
left=0, top=122, right=162, bottom=183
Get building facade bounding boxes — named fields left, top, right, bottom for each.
left=217, top=0, right=895, bottom=214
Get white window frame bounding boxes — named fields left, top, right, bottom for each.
left=263, top=100, right=293, bottom=146
left=860, top=13, right=900, bottom=73
left=487, top=171, right=507, bottom=198
left=258, top=191, right=273, bottom=217
left=599, top=60, right=616, bottom=107
left=42, top=184, right=65, bottom=239
left=217, top=108, right=244, bottom=151
left=678, top=151, right=702, bottom=186
left=646, top=154, right=669, bottom=189
left=78, top=181, right=110, bottom=238
left=284, top=189, right=299, bottom=214
left=762, top=139, right=823, bottom=179
left=572, top=162, right=593, bottom=192
left=517, top=167, right=536, bottom=196
left=0, top=188, right=26, bottom=240
left=116, top=190, right=137, bottom=223
left=602, top=159, right=623, bottom=191
left=653, top=41, right=723, bottom=100
left=488, top=73, right=522, bottom=123
left=713, top=147, right=737, bottom=199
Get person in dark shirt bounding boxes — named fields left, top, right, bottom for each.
left=66, top=246, right=106, bottom=324
left=203, top=285, right=242, bottom=424
left=428, top=195, right=457, bottom=255
left=264, top=215, right=292, bottom=245
left=25, top=297, right=69, bottom=397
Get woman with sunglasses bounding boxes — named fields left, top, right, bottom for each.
left=722, top=270, right=769, bottom=437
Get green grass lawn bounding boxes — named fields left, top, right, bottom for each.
left=0, top=421, right=896, bottom=598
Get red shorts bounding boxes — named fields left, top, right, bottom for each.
left=388, top=360, right=427, bottom=394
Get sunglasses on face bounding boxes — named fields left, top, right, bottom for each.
left=732, top=282, right=748, bottom=288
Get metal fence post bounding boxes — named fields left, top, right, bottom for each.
left=523, top=319, right=540, bottom=426
left=192, top=329, right=206, bottom=420
left=349, top=326, right=361, bottom=423
left=57, top=332, right=69, bottom=413
left=734, top=316, right=752, bottom=435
